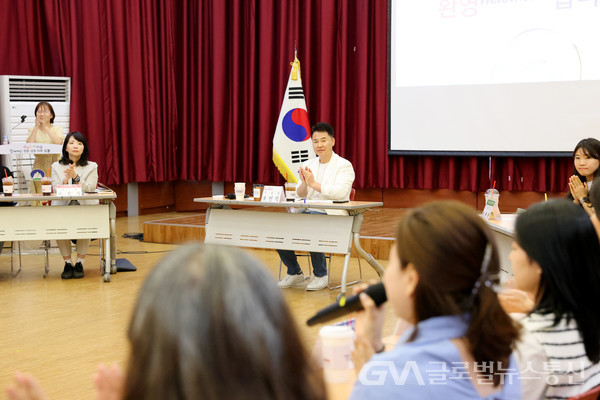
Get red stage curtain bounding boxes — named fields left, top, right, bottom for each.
left=0, top=0, right=178, bottom=184
left=494, top=156, right=572, bottom=193
left=0, top=0, right=571, bottom=192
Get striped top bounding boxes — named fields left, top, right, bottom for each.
left=516, top=312, right=600, bottom=399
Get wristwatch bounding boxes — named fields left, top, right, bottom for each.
left=581, top=196, right=592, bottom=207
left=73, top=175, right=80, bottom=184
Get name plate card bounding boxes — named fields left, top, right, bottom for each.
left=56, top=184, right=83, bottom=196
left=261, top=186, right=285, bottom=203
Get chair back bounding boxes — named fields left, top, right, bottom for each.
left=350, top=188, right=356, bottom=201
left=569, top=386, right=600, bottom=400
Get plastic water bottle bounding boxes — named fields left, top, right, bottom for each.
left=2, top=136, right=7, bottom=145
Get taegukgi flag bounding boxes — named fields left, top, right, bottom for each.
left=272, top=53, right=315, bottom=183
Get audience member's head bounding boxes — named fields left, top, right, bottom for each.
left=389, top=200, right=519, bottom=386
left=571, top=138, right=600, bottom=182
left=513, top=199, right=600, bottom=362
left=34, top=101, right=56, bottom=124
left=124, top=243, right=325, bottom=400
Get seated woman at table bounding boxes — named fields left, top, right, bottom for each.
left=6, top=243, right=326, bottom=400
left=568, top=138, right=600, bottom=216
left=51, top=131, right=98, bottom=279
left=26, top=102, right=65, bottom=197
left=498, top=199, right=600, bottom=399
left=350, top=201, right=521, bottom=399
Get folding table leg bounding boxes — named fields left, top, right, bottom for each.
left=43, top=241, right=50, bottom=278
left=11, top=241, right=23, bottom=278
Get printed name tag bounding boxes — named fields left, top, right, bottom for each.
left=261, top=186, right=285, bottom=203
left=56, top=184, right=82, bottom=196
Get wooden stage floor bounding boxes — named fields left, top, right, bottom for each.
left=143, top=208, right=409, bottom=260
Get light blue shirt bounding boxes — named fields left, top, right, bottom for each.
left=349, top=314, right=522, bottom=400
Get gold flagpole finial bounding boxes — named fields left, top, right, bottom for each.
left=291, top=53, right=300, bottom=81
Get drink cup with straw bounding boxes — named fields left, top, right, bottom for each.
left=2, top=170, right=14, bottom=196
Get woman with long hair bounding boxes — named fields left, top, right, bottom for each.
left=350, top=201, right=521, bottom=399
left=568, top=138, right=600, bottom=216
left=7, top=244, right=325, bottom=400
left=500, top=199, right=600, bottom=399
left=119, top=243, right=325, bottom=400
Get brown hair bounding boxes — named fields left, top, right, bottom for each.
left=123, top=243, right=325, bottom=400
left=395, top=201, right=519, bottom=386
left=34, top=101, right=56, bottom=124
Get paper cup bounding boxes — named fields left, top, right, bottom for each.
left=234, top=182, right=246, bottom=200
left=319, top=325, right=355, bottom=383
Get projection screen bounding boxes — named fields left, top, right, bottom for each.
left=389, top=0, right=600, bottom=156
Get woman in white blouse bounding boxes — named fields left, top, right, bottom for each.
left=51, top=131, right=98, bottom=279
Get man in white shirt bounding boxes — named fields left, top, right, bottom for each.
left=277, top=122, right=355, bottom=291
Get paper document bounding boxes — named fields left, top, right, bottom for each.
left=295, top=199, right=334, bottom=204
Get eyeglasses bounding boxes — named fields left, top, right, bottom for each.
left=36, top=109, right=51, bottom=114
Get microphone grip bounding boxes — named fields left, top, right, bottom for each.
left=306, top=282, right=386, bottom=326
left=307, top=298, right=363, bottom=326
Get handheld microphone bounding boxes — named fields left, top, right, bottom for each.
left=306, top=282, right=387, bottom=326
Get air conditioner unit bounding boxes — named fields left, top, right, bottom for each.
left=0, top=75, right=71, bottom=193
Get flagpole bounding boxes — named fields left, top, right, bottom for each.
left=272, top=49, right=315, bottom=183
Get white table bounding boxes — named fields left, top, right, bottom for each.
left=0, top=192, right=118, bottom=281
left=486, top=214, right=517, bottom=278
left=194, top=197, right=385, bottom=299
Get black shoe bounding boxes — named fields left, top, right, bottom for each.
left=73, top=262, right=84, bottom=279
left=61, top=262, right=74, bottom=279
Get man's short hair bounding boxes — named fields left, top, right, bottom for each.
left=311, top=122, right=334, bottom=138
